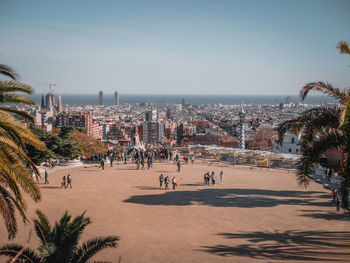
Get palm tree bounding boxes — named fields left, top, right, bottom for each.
left=0, top=64, right=46, bottom=239
left=0, top=210, right=119, bottom=262
left=277, top=41, right=350, bottom=209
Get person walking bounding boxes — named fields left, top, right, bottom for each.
left=336, top=194, right=341, bottom=212
left=220, top=171, right=224, bottom=184
left=44, top=170, right=49, bottom=184
left=177, top=160, right=181, bottom=172
left=159, top=174, right=164, bottom=188
left=165, top=176, right=170, bottom=190
left=211, top=171, right=216, bottom=186
left=110, top=156, right=114, bottom=167
left=203, top=172, right=209, bottom=185
left=172, top=177, right=177, bottom=190
left=332, top=188, right=337, bottom=204
left=191, top=155, right=195, bottom=165
left=67, top=174, right=72, bottom=188
left=99, top=159, right=105, bottom=172
left=61, top=176, right=66, bottom=189
left=147, top=158, right=151, bottom=169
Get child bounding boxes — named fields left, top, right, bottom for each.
left=172, top=177, right=177, bottom=190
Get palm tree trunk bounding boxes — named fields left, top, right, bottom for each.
left=341, top=150, right=350, bottom=210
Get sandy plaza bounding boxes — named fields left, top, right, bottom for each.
left=1, top=161, right=349, bottom=263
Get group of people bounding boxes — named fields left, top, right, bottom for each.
left=44, top=159, right=59, bottom=169
left=61, top=174, right=72, bottom=189
left=203, top=171, right=223, bottom=186
left=132, top=151, right=156, bottom=170
left=159, top=174, right=177, bottom=190
left=325, top=168, right=338, bottom=181
left=174, top=154, right=196, bottom=173
left=174, top=154, right=195, bottom=165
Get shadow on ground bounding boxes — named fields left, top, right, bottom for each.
left=135, top=186, right=163, bottom=191
left=124, top=188, right=330, bottom=208
left=39, top=185, right=60, bottom=189
left=200, top=230, right=350, bottom=261
left=299, top=209, right=350, bottom=220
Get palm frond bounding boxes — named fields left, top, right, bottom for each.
left=340, top=180, right=349, bottom=210
left=0, top=149, right=41, bottom=202
left=73, top=236, right=119, bottom=263
left=0, top=81, right=33, bottom=94
left=0, top=136, right=44, bottom=185
left=0, top=112, right=46, bottom=150
left=0, top=64, right=19, bottom=81
left=33, top=210, right=53, bottom=245
left=0, top=93, right=35, bottom=105
left=340, top=95, right=350, bottom=128
left=0, top=186, right=17, bottom=239
left=337, top=41, right=350, bottom=55
left=0, top=107, right=34, bottom=123
left=277, top=106, right=341, bottom=143
left=0, top=157, right=27, bottom=207
left=300, top=82, right=346, bottom=103
left=0, top=244, right=41, bottom=263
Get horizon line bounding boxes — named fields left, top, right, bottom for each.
left=30, top=93, right=325, bottom=97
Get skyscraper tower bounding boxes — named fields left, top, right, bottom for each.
left=58, top=95, right=62, bottom=112
left=99, top=91, right=103, bottom=105
left=45, top=93, right=53, bottom=109
left=238, top=104, right=245, bottom=149
left=41, top=95, right=45, bottom=109
left=45, top=85, right=56, bottom=110
left=114, top=91, right=119, bottom=106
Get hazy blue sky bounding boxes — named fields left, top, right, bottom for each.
left=0, top=0, right=349, bottom=95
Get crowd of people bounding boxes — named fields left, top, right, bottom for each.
left=159, top=174, right=177, bottom=190
left=203, top=171, right=223, bottom=186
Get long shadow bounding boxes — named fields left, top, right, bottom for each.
left=200, top=230, right=350, bottom=261
left=135, top=186, right=163, bottom=190
left=40, top=186, right=60, bottom=189
left=180, top=183, right=204, bottom=187
left=114, top=168, right=139, bottom=171
left=300, top=210, right=350, bottom=221
left=124, top=188, right=330, bottom=208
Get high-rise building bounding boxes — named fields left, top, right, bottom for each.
left=41, top=95, right=45, bottom=109
left=238, top=104, right=245, bottom=149
left=55, top=112, right=93, bottom=136
left=99, top=91, right=103, bottom=105
left=45, top=93, right=55, bottom=109
left=114, top=91, right=119, bottom=106
left=58, top=95, right=62, bottom=113
left=145, top=110, right=157, bottom=121
left=143, top=121, right=163, bottom=145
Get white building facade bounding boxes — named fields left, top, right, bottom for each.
left=273, top=133, right=300, bottom=154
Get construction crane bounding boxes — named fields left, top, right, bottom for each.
left=47, top=83, right=57, bottom=93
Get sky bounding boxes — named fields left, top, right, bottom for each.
left=0, top=0, right=349, bottom=95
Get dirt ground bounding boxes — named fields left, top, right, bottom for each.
left=1, top=161, right=349, bottom=263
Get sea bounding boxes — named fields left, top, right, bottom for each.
left=29, top=94, right=337, bottom=106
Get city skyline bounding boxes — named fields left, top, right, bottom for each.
left=1, top=0, right=350, bottom=95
